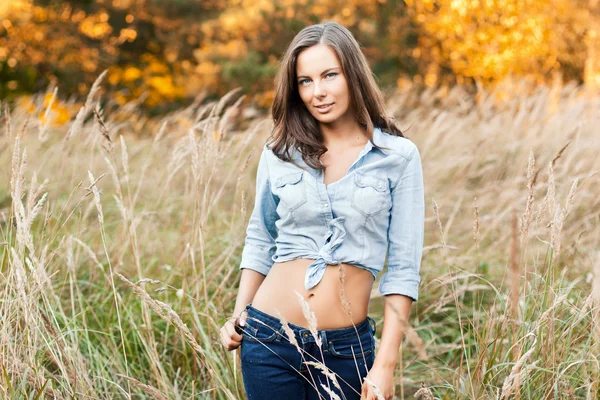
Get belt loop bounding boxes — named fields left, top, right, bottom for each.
left=277, top=325, right=285, bottom=343
left=321, top=330, right=328, bottom=352
left=367, top=316, right=376, bottom=335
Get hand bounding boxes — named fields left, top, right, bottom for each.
left=219, top=310, right=248, bottom=351
left=361, top=365, right=394, bottom=400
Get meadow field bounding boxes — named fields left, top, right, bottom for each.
left=1, top=74, right=599, bottom=399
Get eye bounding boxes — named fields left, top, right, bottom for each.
left=326, top=72, right=337, bottom=79
left=298, top=78, right=310, bottom=86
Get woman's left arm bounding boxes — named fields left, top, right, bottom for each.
left=362, top=143, right=424, bottom=400
left=361, top=294, right=412, bottom=400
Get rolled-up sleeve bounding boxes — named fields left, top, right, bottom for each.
left=378, top=143, right=425, bottom=301
left=239, top=145, right=279, bottom=276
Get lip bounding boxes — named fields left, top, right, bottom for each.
left=315, top=103, right=334, bottom=108
left=315, top=103, right=334, bottom=113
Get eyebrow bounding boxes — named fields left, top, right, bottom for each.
left=297, top=67, right=340, bottom=80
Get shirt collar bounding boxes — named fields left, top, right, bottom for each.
left=368, top=126, right=388, bottom=155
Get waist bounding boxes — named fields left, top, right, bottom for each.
left=271, top=258, right=375, bottom=291
left=244, top=303, right=375, bottom=339
left=251, top=258, right=374, bottom=329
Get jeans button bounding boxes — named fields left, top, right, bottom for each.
left=302, top=331, right=309, bottom=338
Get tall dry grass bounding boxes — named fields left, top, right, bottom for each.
left=0, top=72, right=599, bottom=399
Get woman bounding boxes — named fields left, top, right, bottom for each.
left=219, top=21, right=424, bottom=400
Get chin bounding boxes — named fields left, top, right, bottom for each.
left=314, top=113, right=338, bottom=123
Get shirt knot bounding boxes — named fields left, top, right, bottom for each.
left=304, top=217, right=347, bottom=290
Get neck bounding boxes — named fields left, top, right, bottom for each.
left=319, top=120, right=368, bottom=149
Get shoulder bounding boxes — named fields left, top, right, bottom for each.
left=375, top=127, right=419, bottom=161
left=260, top=143, right=306, bottom=182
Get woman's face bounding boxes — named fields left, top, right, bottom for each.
left=295, top=44, right=352, bottom=126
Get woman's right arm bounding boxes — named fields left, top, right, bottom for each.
left=232, top=269, right=266, bottom=316
left=220, top=145, right=279, bottom=350
left=220, top=270, right=266, bottom=351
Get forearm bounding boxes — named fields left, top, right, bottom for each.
left=373, top=294, right=413, bottom=370
left=232, top=268, right=267, bottom=316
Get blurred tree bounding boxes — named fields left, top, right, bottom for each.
left=195, top=0, right=417, bottom=106
left=403, top=0, right=591, bottom=86
left=0, top=0, right=595, bottom=117
left=0, top=0, right=225, bottom=112
left=584, top=0, right=600, bottom=87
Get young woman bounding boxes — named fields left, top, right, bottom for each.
left=219, top=21, right=424, bottom=400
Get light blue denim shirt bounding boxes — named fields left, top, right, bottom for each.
left=239, top=126, right=425, bottom=301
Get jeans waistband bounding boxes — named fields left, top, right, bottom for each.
left=243, top=303, right=376, bottom=340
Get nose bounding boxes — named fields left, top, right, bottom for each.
left=313, top=80, right=325, bottom=98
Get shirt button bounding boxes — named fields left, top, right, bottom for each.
left=323, top=203, right=329, bottom=208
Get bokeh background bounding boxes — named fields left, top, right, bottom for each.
left=1, top=1, right=599, bottom=399
left=1, top=0, right=599, bottom=116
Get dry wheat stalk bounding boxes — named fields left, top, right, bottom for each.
left=499, top=335, right=538, bottom=400
left=294, top=290, right=322, bottom=348
left=116, top=273, right=209, bottom=365
left=276, top=311, right=301, bottom=353
left=303, top=361, right=342, bottom=393
left=473, top=196, right=480, bottom=255
left=564, top=178, right=578, bottom=216
left=414, top=382, right=434, bottom=399
left=320, top=383, right=341, bottom=400
left=67, top=69, right=107, bottom=140
left=550, top=205, right=564, bottom=262
left=38, top=86, right=57, bottom=143
left=509, top=211, right=520, bottom=325
left=432, top=198, right=446, bottom=254
left=117, top=374, right=168, bottom=400
left=338, top=265, right=353, bottom=319
left=363, top=377, right=384, bottom=400
left=520, top=150, right=536, bottom=244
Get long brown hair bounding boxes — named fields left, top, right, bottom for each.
left=268, top=20, right=405, bottom=171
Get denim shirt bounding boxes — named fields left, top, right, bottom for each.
left=239, top=127, right=425, bottom=301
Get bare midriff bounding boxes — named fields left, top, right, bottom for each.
left=251, top=258, right=375, bottom=330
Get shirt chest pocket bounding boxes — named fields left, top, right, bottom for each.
left=274, top=171, right=307, bottom=212
left=351, top=172, right=390, bottom=216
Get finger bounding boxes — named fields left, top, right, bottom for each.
left=364, top=386, right=371, bottom=400
left=227, top=321, right=243, bottom=342
left=219, top=328, right=231, bottom=349
left=221, top=324, right=241, bottom=346
left=225, top=319, right=243, bottom=342
left=220, top=328, right=241, bottom=351
left=233, top=316, right=246, bottom=337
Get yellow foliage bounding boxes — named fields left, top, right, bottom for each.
left=123, top=66, right=141, bottom=82
left=406, top=0, right=578, bottom=84
left=108, top=67, right=121, bottom=85
left=78, top=13, right=113, bottom=39
left=118, top=27, right=137, bottom=43
left=15, top=93, right=74, bottom=127
left=148, top=76, right=179, bottom=97
left=0, top=0, right=33, bottom=21
left=108, top=54, right=187, bottom=107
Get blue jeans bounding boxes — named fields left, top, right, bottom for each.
left=240, top=303, right=376, bottom=399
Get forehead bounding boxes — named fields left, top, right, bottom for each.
left=296, top=44, right=340, bottom=75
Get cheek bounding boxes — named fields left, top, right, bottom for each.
left=333, top=80, right=349, bottom=98
left=298, top=89, right=311, bottom=104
